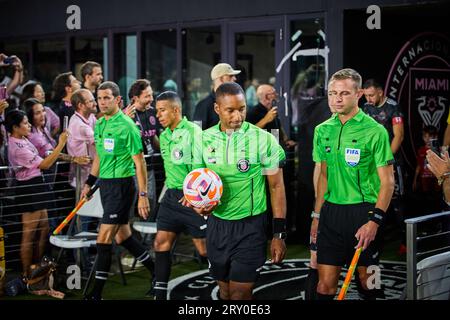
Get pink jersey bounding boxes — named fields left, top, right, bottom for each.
left=67, top=112, right=97, bottom=187
left=28, top=126, right=56, bottom=158
left=8, top=136, right=43, bottom=181
left=44, top=106, right=60, bottom=134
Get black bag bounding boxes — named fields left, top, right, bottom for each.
left=25, top=256, right=65, bottom=299
left=26, top=256, right=57, bottom=291
left=4, top=276, right=27, bottom=296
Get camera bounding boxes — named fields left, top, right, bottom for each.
left=430, top=138, right=440, bottom=155
left=2, top=56, right=16, bottom=65
left=0, top=86, right=9, bottom=100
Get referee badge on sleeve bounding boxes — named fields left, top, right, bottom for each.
left=345, top=148, right=360, bottom=167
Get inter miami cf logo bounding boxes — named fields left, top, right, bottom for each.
left=172, top=148, right=183, bottom=160
left=416, top=96, right=447, bottom=129
left=237, top=159, right=250, bottom=172
left=168, top=259, right=406, bottom=300
left=385, top=32, right=450, bottom=170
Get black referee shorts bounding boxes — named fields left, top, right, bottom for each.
left=99, top=177, right=136, bottom=225
left=206, top=212, right=267, bottom=283
left=317, top=201, right=383, bottom=267
left=157, top=189, right=207, bottom=238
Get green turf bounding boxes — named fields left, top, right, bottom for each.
left=1, top=240, right=405, bottom=300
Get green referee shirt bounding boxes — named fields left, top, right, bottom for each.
left=94, top=110, right=143, bottom=178
left=160, top=117, right=203, bottom=189
left=313, top=109, right=394, bottom=204
left=195, top=121, right=286, bottom=220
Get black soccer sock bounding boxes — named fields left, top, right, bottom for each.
left=120, top=236, right=155, bottom=276
left=154, top=251, right=171, bottom=300
left=305, top=268, right=319, bottom=300
left=316, top=292, right=335, bottom=300
left=89, top=243, right=112, bottom=299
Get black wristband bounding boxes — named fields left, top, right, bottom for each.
left=85, top=174, right=98, bottom=187
left=368, top=208, right=385, bottom=226
left=273, top=218, right=286, bottom=234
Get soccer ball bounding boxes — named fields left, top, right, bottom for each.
left=183, top=168, right=223, bottom=208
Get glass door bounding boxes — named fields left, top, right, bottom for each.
left=227, top=19, right=284, bottom=112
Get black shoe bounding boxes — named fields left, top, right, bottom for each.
left=145, top=278, right=156, bottom=297
left=357, top=285, right=386, bottom=300
left=83, top=294, right=102, bottom=301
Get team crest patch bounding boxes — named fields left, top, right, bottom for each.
left=345, top=148, right=360, bottom=167
left=172, top=148, right=183, bottom=160
left=237, top=159, right=250, bottom=172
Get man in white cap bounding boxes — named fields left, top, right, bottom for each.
left=193, top=63, right=240, bottom=130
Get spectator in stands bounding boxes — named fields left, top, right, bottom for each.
left=67, top=89, right=97, bottom=232
left=247, top=84, right=296, bottom=149
left=24, top=98, right=90, bottom=168
left=24, top=98, right=90, bottom=231
left=245, top=78, right=259, bottom=109
left=413, top=126, right=443, bottom=216
left=186, top=77, right=203, bottom=119
left=67, top=89, right=97, bottom=187
left=426, top=150, right=450, bottom=206
left=0, top=99, right=9, bottom=186
left=5, top=110, right=68, bottom=275
left=193, top=63, right=240, bottom=130
left=163, top=71, right=178, bottom=93
left=0, top=53, right=24, bottom=109
left=21, top=82, right=60, bottom=138
left=52, top=72, right=81, bottom=130
left=80, top=61, right=103, bottom=100
left=80, top=61, right=103, bottom=116
left=413, top=126, right=441, bottom=194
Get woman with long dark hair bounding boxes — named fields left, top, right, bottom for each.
left=23, top=98, right=90, bottom=233
left=5, top=110, right=68, bottom=275
left=23, top=98, right=90, bottom=165
left=21, top=82, right=60, bottom=138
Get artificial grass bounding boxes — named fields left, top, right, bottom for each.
left=1, top=239, right=405, bottom=300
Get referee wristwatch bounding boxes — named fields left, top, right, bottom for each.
left=139, top=191, right=148, bottom=197
left=311, top=211, right=320, bottom=219
left=273, top=232, right=287, bottom=240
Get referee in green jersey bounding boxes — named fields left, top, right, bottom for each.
left=312, top=69, right=395, bottom=300
left=183, top=82, right=287, bottom=300
left=81, top=81, right=154, bottom=300
left=152, top=91, right=207, bottom=300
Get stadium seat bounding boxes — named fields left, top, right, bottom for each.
left=49, top=189, right=126, bottom=296
left=417, top=251, right=450, bottom=300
